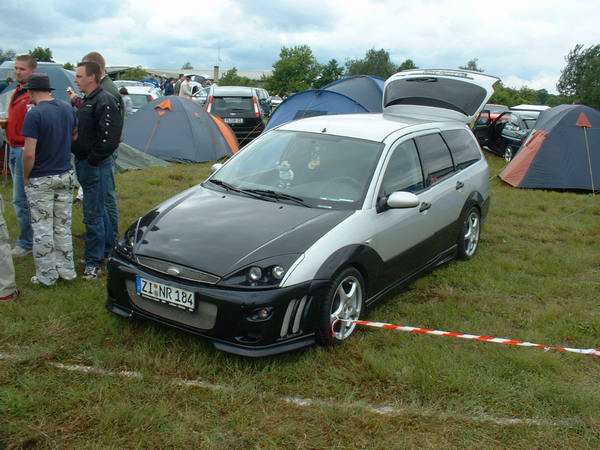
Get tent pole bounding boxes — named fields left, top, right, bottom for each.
left=583, top=127, right=595, bottom=196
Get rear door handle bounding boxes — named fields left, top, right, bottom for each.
left=456, top=181, right=464, bottom=190
left=419, top=202, right=431, bottom=213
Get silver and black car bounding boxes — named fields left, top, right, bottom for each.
left=107, top=69, right=496, bottom=357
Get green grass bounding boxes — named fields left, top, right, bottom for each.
left=1, top=155, right=599, bottom=449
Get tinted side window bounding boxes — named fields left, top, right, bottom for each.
left=414, top=133, right=454, bottom=186
left=441, top=129, right=481, bottom=170
left=380, top=139, right=424, bottom=194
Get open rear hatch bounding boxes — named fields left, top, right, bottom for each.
left=383, top=69, right=499, bottom=123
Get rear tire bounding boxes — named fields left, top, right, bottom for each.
left=317, top=267, right=365, bottom=347
left=457, top=207, right=481, bottom=260
left=503, top=146, right=513, bottom=162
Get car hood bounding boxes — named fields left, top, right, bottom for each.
left=134, top=186, right=353, bottom=277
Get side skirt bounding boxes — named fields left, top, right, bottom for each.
left=365, top=245, right=457, bottom=307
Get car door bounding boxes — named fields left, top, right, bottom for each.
left=413, top=132, right=463, bottom=257
left=372, top=137, right=436, bottom=286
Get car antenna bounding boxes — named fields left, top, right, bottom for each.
left=321, top=127, right=327, bottom=133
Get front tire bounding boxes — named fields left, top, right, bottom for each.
left=317, top=267, right=365, bottom=347
left=457, top=207, right=481, bottom=260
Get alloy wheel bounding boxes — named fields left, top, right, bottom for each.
left=463, top=211, right=480, bottom=257
left=504, top=147, right=513, bottom=162
left=330, top=275, right=363, bottom=340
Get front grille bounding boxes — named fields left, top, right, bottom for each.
left=126, top=280, right=217, bottom=330
left=136, top=256, right=220, bottom=285
left=280, top=296, right=310, bottom=338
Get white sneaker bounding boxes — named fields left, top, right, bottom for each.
left=11, top=246, right=32, bottom=258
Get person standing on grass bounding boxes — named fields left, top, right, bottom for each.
left=179, top=75, right=193, bottom=99
left=119, top=87, right=134, bottom=116
left=0, top=194, right=18, bottom=302
left=21, top=74, right=77, bottom=286
left=5, top=54, right=36, bottom=258
left=72, top=61, right=123, bottom=280
left=174, top=74, right=184, bottom=96
left=80, top=52, right=123, bottom=253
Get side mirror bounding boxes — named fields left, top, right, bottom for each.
left=211, top=163, right=223, bottom=173
left=387, top=191, right=420, bottom=209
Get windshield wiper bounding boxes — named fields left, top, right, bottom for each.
left=241, top=188, right=310, bottom=207
left=207, top=179, right=272, bottom=201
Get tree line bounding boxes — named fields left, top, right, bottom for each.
left=2, top=44, right=598, bottom=109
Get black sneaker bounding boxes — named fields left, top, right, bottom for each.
left=83, top=266, right=101, bottom=280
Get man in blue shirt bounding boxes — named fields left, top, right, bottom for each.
left=22, top=74, right=78, bottom=286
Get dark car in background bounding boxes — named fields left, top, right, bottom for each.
left=475, top=110, right=539, bottom=161
left=206, top=86, right=265, bottom=146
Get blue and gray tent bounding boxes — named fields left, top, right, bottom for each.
left=265, top=75, right=385, bottom=131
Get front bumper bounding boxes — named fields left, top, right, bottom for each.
left=106, top=253, right=328, bottom=357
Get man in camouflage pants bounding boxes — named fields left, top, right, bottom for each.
left=22, top=74, right=77, bottom=286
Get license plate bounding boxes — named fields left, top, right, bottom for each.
left=136, top=276, right=195, bottom=311
left=224, top=118, right=243, bottom=124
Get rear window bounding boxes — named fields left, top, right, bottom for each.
left=213, top=96, right=253, bottom=113
left=385, top=77, right=487, bottom=116
left=441, top=129, right=481, bottom=170
left=414, top=133, right=454, bottom=186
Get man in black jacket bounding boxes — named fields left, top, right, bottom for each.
left=72, top=61, right=123, bottom=280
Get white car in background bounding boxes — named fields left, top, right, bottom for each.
left=125, top=85, right=162, bottom=113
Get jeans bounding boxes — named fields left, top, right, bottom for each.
left=105, top=157, right=119, bottom=252
left=75, top=158, right=113, bottom=267
left=8, top=146, right=33, bottom=250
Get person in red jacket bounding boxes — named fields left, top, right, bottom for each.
left=5, top=54, right=36, bottom=257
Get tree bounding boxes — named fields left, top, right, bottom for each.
left=0, top=48, right=16, bottom=65
left=219, top=67, right=252, bottom=87
left=29, top=47, right=53, bottom=62
left=118, top=66, right=148, bottom=81
left=459, top=58, right=484, bottom=72
left=63, top=62, right=75, bottom=71
left=181, top=62, right=193, bottom=70
left=267, top=45, right=320, bottom=95
left=345, top=48, right=396, bottom=78
left=557, top=44, right=600, bottom=108
left=398, top=58, right=418, bottom=71
left=314, top=59, right=344, bottom=88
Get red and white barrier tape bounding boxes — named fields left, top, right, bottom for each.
left=345, top=320, right=600, bottom=357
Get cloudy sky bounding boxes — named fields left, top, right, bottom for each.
left=1, top=0, right=599, bottom=93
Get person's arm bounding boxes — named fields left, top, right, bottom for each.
left=22, top=137, right=37, bottom=185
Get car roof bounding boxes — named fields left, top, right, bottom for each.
left=277, top=113, right=437, bottom=142
left=211, top=86, right=255, bottom=96
left=125, top=85, right=156, bottom=94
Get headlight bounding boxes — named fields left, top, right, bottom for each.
left=220, top=254, right=300, bottom=288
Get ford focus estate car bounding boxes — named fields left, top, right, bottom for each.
left=106, top=69, right=497, bottom=357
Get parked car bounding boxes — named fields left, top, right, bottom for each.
left=255, top=88, right=271, bottom=116
left=125, top=85, right=162, bottom=113
left=475, top=110, right=539, bottom=161
left=107, top=69, right=495, bottom=357
left=510, top=104, right=550, bottom=112
left=269, top=95, right=283, bottom=111
left=205, top=86, right=266, bottom=145
left=191, top=86, right=209, bottom=107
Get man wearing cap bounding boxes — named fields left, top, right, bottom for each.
left=5, top=54, right=36, bottom=258
left=72, top=61, right=123, bottom=280
left=21, top=74, right=78, bottom=286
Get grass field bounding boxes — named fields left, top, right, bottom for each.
left=1, top=155, right=599, bottom=449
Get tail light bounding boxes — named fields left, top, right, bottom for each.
left=252, top=96, right=261, bottom=118
left=206, top=95, right=214, bottom=112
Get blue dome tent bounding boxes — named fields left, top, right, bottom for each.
left=265, top=75, right=384, bottom=131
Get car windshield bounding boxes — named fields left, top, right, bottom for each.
left=129, top=94, right=151, bottom=109
left=206, top=130, right=384, bottom=210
